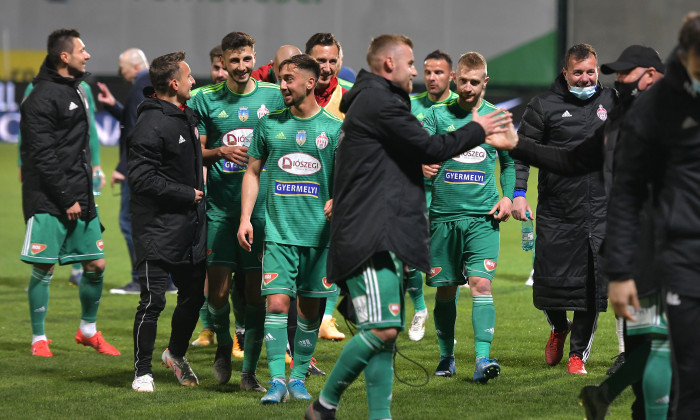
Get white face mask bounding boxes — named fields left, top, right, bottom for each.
left=569, top=85, right=597, bottom=100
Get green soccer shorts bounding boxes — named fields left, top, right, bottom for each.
left=627, top=293, right=668, bottom=336
left=207, top=212, right=263, bottom=272
left=344, top=251, right=405, bottom=331
left=20, top=212, right=104, bottom=265
left=427, top=216, right=500, bottom=287
left=260, top=241, right=336, bottom=298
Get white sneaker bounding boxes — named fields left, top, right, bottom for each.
left=132, top=374, right=154, bottom=392
left=408, top=310, right=429, bottom=341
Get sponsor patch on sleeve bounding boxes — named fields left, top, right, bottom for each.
left=483, top=259, right=497, bottom=271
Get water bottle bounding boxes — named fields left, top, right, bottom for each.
left=521, top=211, right=534, bottom=251
left=93, top=169, right=104, bottom=196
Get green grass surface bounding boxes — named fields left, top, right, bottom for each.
left=0, top=142, right=632, bottom=419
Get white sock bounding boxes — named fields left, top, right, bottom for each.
left=80, top=320, right=97, bottom=337
left=415, top=309, right=428, bottom=316
left=616, top=316, right=625, bottom=353
left=32, top=334, right=48, bottom=345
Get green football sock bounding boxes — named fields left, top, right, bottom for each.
left=472, top=294, right=495, bottom=360
left=320, top=330, right=384, bottom=406
left=79, top=271, right=104, bottom=322
left=71, top=262, right=82, bottom=270
left=323, top=288, right=340, bottom=318
left=365, top=341, right=395, bottom=420
left=199, top=296, right=211, bottom=330
left=406, top=269, right=427, bottom=312
left=291, top=316, right=320, bottom=380
left=230, top=285, right=246, bottom=329
left=264, top=312, right=288, bottom=380
left=600, top=340, right=649, bottom=402
left=434, top=296, right=457, bottom=357
left=208, top=301, right=232, bottom=345
left=242, top=303, right=265, bottom=372
left=643, top=338, right=671, bottom=420
left=28, top=267, right=52, bottom=336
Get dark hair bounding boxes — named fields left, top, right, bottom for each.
left=366, top=34, right=413, bottom=66
left=563, top=43, right=597, bottom=68
left=149, top=51, right=186, bottom=94
left=47, top=28, right=80, bottom=67
left=305, top=33, right=340, bottom=55
left=679, top=11, right=700, bottom=55
left=221, top=32, right=255, bottom=52
left=279, top=54, right=321, bottom=86
left=209, top=44, right=223, bottom=62
left=424, top=49, right=453, bottom=69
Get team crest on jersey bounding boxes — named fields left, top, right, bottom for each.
left=238, top=106, right=249, bottom=122
left=257, top=104, right=269, bottom=119
left=296, top=130, right=307, bottom=146
left=388, top=303, right=400, bottom=316
left=96, top=239, right=104, bottom=251
left=316, top=132, right=329, bottom=149
left=322, top=277, right=333, bottom=289
left=264, top=273, right=278, bottom=284
left=596, top=105, right=607, bottom=121
left=428, top=267, right=441, bottom=278
left=484, top=259, right=497, bottom=271
left=30, top=243, right=47, bottom=255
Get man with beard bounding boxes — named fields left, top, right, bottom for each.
left=511, top=43, right=617, bottom=375
left=189, top=31, right=284, bottom=392
left=19, top=28, right=119, bottom=358
left=238, top=54, right=342, bottom=404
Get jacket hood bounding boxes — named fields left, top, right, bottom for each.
left=664, top=46, right=699, bottom=99
left=33, top=56, right=87, bottom=87
left=550, top=72, right=605, bottom=102
left=340, top=69, right=410, bottom=113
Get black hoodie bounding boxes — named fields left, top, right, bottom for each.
left=127, top=94, right=206, bottom=266
left=19, top=57, right=95, bottom=222
left=328, top=69, right=487, bottom=282
left=606, top=48, right=700, bottom=297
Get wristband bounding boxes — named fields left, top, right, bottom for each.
left=513, top=189, right=526, bottom=199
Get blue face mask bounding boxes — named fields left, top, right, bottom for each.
left=569, top=85, right=597, bottom=100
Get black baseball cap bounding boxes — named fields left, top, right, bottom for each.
left=601, top=45, right=665, bottom=74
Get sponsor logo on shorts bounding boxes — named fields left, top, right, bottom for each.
left=30, top=243, right=47, bottom=255
left=278, top=153, right=321, bottom=175
left=388, top=303, right=400, bottom=316
left=484, top=259, right=497, bottom=271
left=452, top=146, right=487, bottom=164
left=352, top=295, right=368, bottom=324
left=96, top=239, right=104, bottom=251
left=264, top=273, right=278, bottom=284
left=322, top=277, right=333, bottom=289
left=296, top=130, right=307, bottom=146
left=316, top=132, right=329, bottom=149
left=207, top=249, right=212, bottom=256
left=444, top=169, right=485, bottom=184
left=238, top=106, right=249, bottom=122
left=428, top=267, right=441, bottom=278
left=274, top=180, right=320, bottom=198
left=597, top=104, right=607, bottom=121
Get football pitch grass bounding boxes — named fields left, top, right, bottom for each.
left=0, top=143, right=633, bottom=419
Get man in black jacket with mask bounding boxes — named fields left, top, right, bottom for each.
left=128, top=51, right=206, bottom=393
left=606, top=12, right=700, bottom=418
left=305, top=33, right=514, bottom=420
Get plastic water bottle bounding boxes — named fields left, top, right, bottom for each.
left=93, top=169, right=104, bottom=196
left=521, top=211, right=534, bottom=251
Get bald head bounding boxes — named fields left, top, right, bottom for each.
left=119, top=48, right=148, bottom=82
left=274, top=45, right=302, bottom=75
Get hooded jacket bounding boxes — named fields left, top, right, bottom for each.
left=606, top=49, right=700, bottom=298
left=328, top=69, right=486, bottom=283
left=128, top=94, right=206, bottom=266
left=19, top=57, right=96, bottom=222
left=515, top=73, right=617, bottom=311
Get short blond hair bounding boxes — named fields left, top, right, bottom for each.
left=366, top=34, right=413, bottom=69
left=458, top=52, right=487, bottom=77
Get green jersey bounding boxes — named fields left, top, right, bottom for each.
left=190, top=80, right=284, bottom=217
left=423, top=99, right=515, bottom=221
left=248, top=107, right=342, bottom=247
